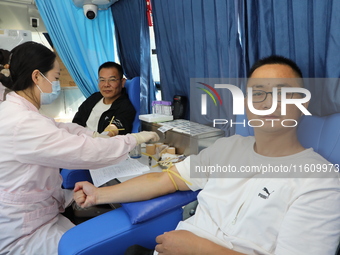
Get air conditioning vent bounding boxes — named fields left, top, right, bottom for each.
left=0, top=29, right=32, bottom=51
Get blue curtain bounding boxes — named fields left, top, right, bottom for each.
left=151, top=0, right=244, bottom=135
left=36, top=0, right=116, bottom=98
left=111, top=0, right=155, bottom=114
left=242, top=0, right=340, bottom=116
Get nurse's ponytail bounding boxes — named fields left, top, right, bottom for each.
left=0, top=49, right=12, bottom=91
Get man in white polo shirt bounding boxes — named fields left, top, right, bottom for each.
left=74, top=55, right=340, bottom=255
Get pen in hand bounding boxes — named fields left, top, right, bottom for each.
left=103, top=116, right=125, bottom=136
left=106, top=128, right=125, bottom=131
left=107, top=116, right=125, bottom=130
left=109, top=116, right=115, bottom=125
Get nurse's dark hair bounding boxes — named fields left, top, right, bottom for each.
left=247, top=55, right=303, bottom=79
left=0, top=49, right=10, bottom=65
left=0, top=41, right=56, bottom=91
left=98, top=61, right=124, bottom=79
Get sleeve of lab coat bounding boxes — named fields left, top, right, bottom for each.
left=55, top=120, right=94, bottom=137
left=13, top=113, right=137, bottom=170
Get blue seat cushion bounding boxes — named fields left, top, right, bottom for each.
left=58, top=207, right=183, bottom=255
left=121, top=190, right=200, bottom=224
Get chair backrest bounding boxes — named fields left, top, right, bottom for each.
left=124, top=77, right=141, bottom=133
left=235, top=113, right=340, bottom=165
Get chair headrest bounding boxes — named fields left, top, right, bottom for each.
left=124, top=77, right=141, bottom=133
left=235, top=113, right=340, bottom=164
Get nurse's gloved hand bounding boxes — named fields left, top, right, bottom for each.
left=131, top=131, right=160, bottom=145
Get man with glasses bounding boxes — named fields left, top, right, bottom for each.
left=74, top=55, right=340, bottom=255
left=251, top=89, right=303, bottom=103
left=73, top=62, right=135, bottom=136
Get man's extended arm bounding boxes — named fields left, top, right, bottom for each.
left=74, top=165, right=190, bottom=207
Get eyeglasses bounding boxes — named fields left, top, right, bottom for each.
left=251, top=90, right=304, bottom=103
left=97, top=77, right=120, bottom=85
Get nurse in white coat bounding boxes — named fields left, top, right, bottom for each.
left=0, top=41, right=158, bottom=255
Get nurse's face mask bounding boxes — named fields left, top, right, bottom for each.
left=36, top=72, right=61, bottom=105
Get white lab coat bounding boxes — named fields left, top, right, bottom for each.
left=0, top=92, right=137, bottom=254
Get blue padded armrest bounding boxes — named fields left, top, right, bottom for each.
left=60, top=169, right=93, bottom=189
left=58, top=207, right=183, bottom=255
left=121, top=190, right=200, bottom=224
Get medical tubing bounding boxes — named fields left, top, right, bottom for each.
left=162, top=163, right=192, bottom=191
left=142, top=152, right=192, bottom=191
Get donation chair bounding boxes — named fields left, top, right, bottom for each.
left=124, top=76, right=141, bottom=133
left=60, top=77, right=141, bottom=189
left=58, top=113, right=340, bottom=255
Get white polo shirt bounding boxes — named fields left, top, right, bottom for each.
left=174, top=135, right=340, bottom=255
left=86, top=98, right=111, bottom=131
